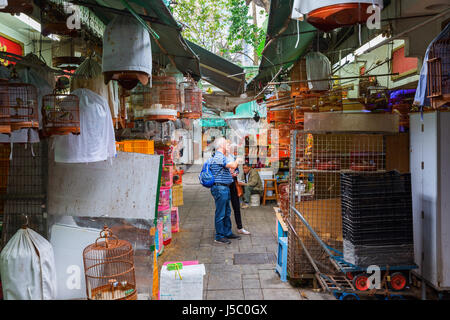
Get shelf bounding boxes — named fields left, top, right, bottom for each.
left=296, top=169, right=387, bottom=174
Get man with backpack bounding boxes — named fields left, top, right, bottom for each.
left=200, top=137, right=242, bottom=244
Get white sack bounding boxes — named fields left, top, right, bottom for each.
left=54, top=88, right=116, bottom=163
left=0, top=228, right=57, bottom=300
left=0, top=0, right=7, bottom=9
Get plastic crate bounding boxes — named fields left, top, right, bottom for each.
left=161, top=165, right=174, bottom=188
left=159, top=205, right=172, bottom=246
left=119, top=140, right=154, bottom=155
left=171, top=207, right=179, bottom=233
left=155, top=146, right=174, bottom=165
left=172, top=185, right=183, bottom=207
left=173, top=169, right=183, bottom=185
left=159, top=186, right=171, bottom=207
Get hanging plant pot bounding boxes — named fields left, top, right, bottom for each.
left=102, top=15, right=152, bottom=90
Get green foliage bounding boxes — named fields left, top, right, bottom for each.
left=172, top=0, right=267, bottom=64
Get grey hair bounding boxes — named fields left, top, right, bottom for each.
left=214, top=137, right=227, bottom=150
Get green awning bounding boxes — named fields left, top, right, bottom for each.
left=187, top=40, right=246, bottom=96
left=247, top=0, right=316, bottom=91
left=74, top=0, right=202, bottom=80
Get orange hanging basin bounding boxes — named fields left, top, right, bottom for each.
left=307, top=3, right=375, bottom=32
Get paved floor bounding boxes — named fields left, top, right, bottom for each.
left=157, top=172, right=334, bottom=300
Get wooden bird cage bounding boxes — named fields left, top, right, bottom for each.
left=42, top=92, right=80, bottom=136
left=0, top=80, right=11, bottom=134
left=0, top=81, right=38, bottom=132
left=181, top=80, right=202, bottom=119
left=427, top=37, right=450, bottom=109
left=83, top=226, right=137, bottom=300
left=145, top=76, right=180, bottom=121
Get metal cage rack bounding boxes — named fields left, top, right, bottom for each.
left=287, top=130, right=387, bottom=278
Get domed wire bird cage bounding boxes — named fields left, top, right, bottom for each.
left=427, top=28, right=450, bottom=109
left=83, top=226, right=137, bottom=300
left=0, top=80, right=39, bottom=133
left=42, top=89, right=80, bottom=136
left=181, top=79, right=202, bottom=119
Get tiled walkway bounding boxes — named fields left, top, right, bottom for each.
left=157, top=172, right=334, bottom=300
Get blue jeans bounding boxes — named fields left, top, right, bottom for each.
left=211, top=185, right=233, bottom=240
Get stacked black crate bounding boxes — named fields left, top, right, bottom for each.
left=340, top=171, right=414, bottom=267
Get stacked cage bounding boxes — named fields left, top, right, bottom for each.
left=0, top=82, right=39, bottom=133
left=288, top=131, right=385, bottom=277
left=340, top=171, right=414, bottom=267
left=427, top=29, right=449, bottom=109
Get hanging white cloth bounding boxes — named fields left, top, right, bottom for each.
left=0, top=0, right=7, bottom=9
left=0, top=227, right=58, bottom=300
left=54, top=88, right=116, bottom=163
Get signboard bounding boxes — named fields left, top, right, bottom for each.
left=391, top=45, right=418, bottom=81
left=0, top=33, right=24, bottom=66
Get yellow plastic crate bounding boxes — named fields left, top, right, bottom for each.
left=118, top=140, right=154, bottom=155
left=172, top=185, right=183, bottom=207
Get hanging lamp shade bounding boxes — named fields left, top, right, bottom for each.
left=292, top=0, right=383, bottom=32
left=102, top=15, right=152, bottom=90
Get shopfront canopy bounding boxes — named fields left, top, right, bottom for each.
left=247, top=0, right=316, bottom=92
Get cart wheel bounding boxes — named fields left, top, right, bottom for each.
left=390, top=272, right=407, bottom=291
left=346, top=272, right=354, bottom=280
left=341, top=293, right=359, bottom=300
left=353, top=273, right=369, bottom=291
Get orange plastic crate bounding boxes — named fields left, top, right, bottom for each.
left=119, top=140, right=154, bottom=155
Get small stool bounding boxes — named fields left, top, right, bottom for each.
left=276, top=236, right=288, bottom=282
left=276, top=210, right=288, bottom=241
left=263, top=179, right=278, bottom=205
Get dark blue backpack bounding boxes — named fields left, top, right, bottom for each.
left=199, top=158, right=215, bottom=188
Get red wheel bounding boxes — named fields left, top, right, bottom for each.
left=346, top=272, right=354, bottom=280
left=353, top=273, right=369, bottom=291
left=390, top=272, right=407, bottom=291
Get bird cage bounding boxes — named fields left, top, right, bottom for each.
left=103, top=15, right=152, bottom=90
left=42, top=91, right=80, bottom=136
left=182, top=81, right=202, bottom=119
left=129, top=83, right=152, bottom=119
left=83, top=226, right=137, bottom=300
left=145, top=76, right=179, bottom=121
left=0, top=80, right=11, bottom=133
left=0, top=81, right=38, bottom=132
left=427, top=36, right=450, bottom=109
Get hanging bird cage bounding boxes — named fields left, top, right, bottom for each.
left=0, top=80, right=11, bottom=133
left=181, top=80, right=202, bottom=119
left=129, top=83, right=152, bottom=119
left=145, top=76, right=180, bottom=121
left=42, top=90, right=80, bottom=136
left=102, top=15, right=152, bottom=90
left=0, top=81, right=38, bottom=132
left=427, top=36, right=450, bottom=109
left=83, top=226, right=137, bottom=300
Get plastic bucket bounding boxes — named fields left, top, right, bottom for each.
left=250, top=194, right=260, bottom=207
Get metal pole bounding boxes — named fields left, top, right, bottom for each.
left=364, top=8, right=450, bottom=54
left=268, top=73, right=399, bottom=85
left=291, top=206, right=334, bottom=258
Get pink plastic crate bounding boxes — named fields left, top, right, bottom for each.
left=161, top=165, right=174, bottom=188
left=159, top=205, right=172, bottom=246
left=159, top=186, right=171, bottom=207
left=171, top=207, right=179, bottom=233
left=155, top=146, right=174, bottom=165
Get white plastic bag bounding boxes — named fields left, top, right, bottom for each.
left=0, top=227, right=57, bottom=300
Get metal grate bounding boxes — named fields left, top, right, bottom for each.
left=0, top=141, right=48, bottom=247
left=287, top=131, right=386, bottom=277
